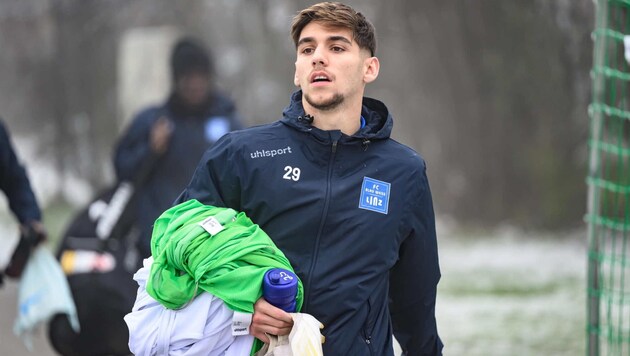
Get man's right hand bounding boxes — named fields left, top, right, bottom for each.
left=150, top=117, right=173, bottom=154
left=5, top=221, right=47, bottom=279
left=250, top=297, right=294, bottom=343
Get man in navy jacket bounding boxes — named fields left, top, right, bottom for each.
left=114, top=38, right=242, bottom=258
left=0, top=120, right=46, bottom=278
left=177, top=2, right=443, bottom=355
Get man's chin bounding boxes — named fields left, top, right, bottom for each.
left=304, top=93, right=344, bottom=111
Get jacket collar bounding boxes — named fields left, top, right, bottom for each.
left=280, top=91, right=393, bottom=142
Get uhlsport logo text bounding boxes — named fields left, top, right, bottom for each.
left=250, top=146, right=292, bottom=159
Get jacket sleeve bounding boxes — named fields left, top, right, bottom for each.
left=0, top=121, right=41, bottom=224
left=389, top=161, right=443, bottom=356
left=175, top=133, right=241, bottom=210
left=113, top=109, right=162, bottom=183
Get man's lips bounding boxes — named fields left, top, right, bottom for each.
left=310, top=71, right=332, bottom=83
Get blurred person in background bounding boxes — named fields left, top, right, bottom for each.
left=114, top=37, right=243, bottom=259
left=175, top=2, right=443, bottom=355
left=0, top=119, right=47, bottom=281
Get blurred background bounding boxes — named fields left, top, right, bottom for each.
left=0, top=0, right=593, bottom=355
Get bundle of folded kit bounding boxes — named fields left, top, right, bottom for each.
left=124, top=199, right=323, bottom=355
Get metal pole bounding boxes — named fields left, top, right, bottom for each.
left=587, top=1, right=610, bottom=355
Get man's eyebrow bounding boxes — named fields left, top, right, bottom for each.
left=297, top=37, right=315, bottom=47
left=297, top=35, right=352, bottom=47
left=328, top=35, right=352, bottom=45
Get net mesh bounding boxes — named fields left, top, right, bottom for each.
left=588, top=1, right=630, bottom=355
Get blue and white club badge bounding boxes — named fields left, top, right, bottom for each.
left=205, top=117, right=230, bottom=142
left=358, top=177, right=391, bottom=214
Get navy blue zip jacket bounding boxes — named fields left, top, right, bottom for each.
left=114, top=92, right=242, bottom=257
left=177, top=91, right=443, bottom=355
left=0, top=120, right=41, bottom=224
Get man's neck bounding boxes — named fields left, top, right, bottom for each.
left=303, top=98, right=363, bottom=136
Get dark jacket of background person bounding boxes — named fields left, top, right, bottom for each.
left=0, top=119, right=41, bottom=224
left=0, top=119, right=47, bottom=279
left=177, top=91, right=442, bottom=355
left=114, top=38, right=243, bottom=258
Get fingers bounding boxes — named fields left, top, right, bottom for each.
left=150, top=117, right=173, bottom=154
left=28, top=220, right=46, bottom=235
left=251, top=330, right=270, bottom=344
left=155, top=116, right=174, bottom=131
left=255, top=298, right=294, bottom=323
left=251, top=298, right=294, bottom=343
left=30, top=221, right=48, bottom=244
left=20, top=221, right=47, bottom=244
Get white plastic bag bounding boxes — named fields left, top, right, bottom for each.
left=255, top=313, right=324, bottom=356
left=13, top=245, right=80, bottom=350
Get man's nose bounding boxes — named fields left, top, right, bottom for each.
left=311, top=47, right=327, bottom=66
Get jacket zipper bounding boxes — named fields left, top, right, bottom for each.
left=365, top=336, right=374, bottom=355
left=303, top=137, right=338, bottom=310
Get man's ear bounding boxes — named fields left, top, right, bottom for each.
left=294, top=63, right=300, bottom=87
left=363, top=56, right=380, bottom=84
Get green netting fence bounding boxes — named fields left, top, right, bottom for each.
left=588, top=1, right=630, bottom=355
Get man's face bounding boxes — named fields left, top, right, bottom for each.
left=175, top=70, right=210, bottom=107
left=294, top=22, right=377, bottom=111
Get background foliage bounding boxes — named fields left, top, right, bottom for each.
left=0, top=0, right=594, bottom=230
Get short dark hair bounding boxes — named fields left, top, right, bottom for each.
left=291, top=2, right=376, bottom=56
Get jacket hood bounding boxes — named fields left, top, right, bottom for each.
left=280, top=91, right=393, bottom=142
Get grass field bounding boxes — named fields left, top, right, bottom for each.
left=436, top=229, right=585, bottom=356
